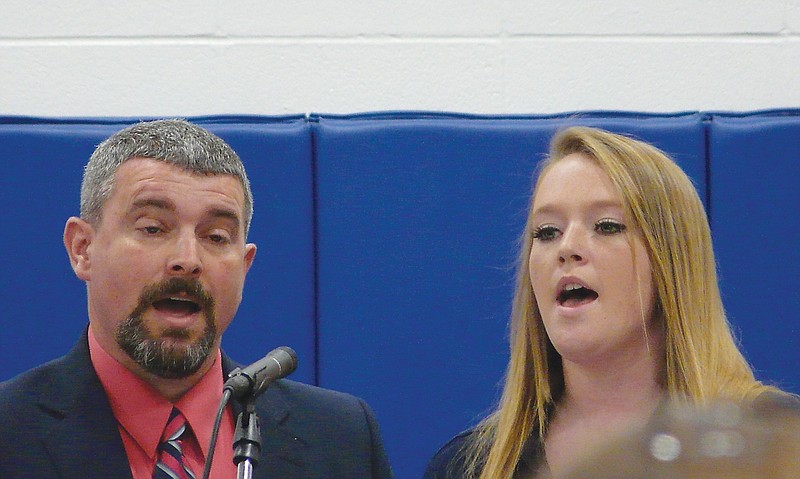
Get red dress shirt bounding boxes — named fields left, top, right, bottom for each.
left=89, top=327, right=237, bottom=479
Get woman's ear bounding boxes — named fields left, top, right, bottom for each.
left=63, top=217, right=94, bottom=281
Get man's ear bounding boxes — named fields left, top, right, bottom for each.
left=243, top=243, right=257, bottom=274
left=64, top=217, right=95, bottom=281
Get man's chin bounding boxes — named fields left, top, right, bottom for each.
left=117, top=302, right=218, bottom=380
left=137, top=340, right=211, bottom=379
left=158, top=328, right=201, bottom=344
left=118, top=329, right=215, bottom=379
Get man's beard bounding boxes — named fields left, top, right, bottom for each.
left=116, top=277, right=216, bottom=379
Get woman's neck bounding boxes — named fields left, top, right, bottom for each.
left=559, top=344, right=664, bottom=419
left=543, top=342, right=665, bottom=478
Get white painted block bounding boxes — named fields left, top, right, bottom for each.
left=216, top=1, right=503, bottom=36
left=502, top=0, right=786, bottom=35
left=0, top=0, right=797, bottom=116
left=0, top=41, right=506, bottom=115
left=0, top=0, right=218, bottom=38
left=501, top=38, right=800, bottom=112
left=789, top=0, right=800, bottom=32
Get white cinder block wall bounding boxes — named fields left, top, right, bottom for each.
left=1, top=1, right=798, bottom=116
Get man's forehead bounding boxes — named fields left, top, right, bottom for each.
left=114, top=159, right=247, bottom=214
left=117, top=158, right=241, bottom=188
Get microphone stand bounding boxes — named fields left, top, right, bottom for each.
left=232, top=396, right=261, bottom=479
left=202, top=347, right=297, bottom=479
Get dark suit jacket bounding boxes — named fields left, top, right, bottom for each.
left=0, top=332, right=394, bottom=479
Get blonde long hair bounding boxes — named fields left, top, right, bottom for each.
left=463, top=126, right=777, bottom=479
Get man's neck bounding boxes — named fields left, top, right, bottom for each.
left=88, top=325, right=218, bottom=402
left=135, top=360, right=216, bottom=402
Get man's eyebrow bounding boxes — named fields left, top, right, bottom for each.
left=130, top=198, right=241, bottom=228
left=209, top=207, right=241, bottom=227
left=131, top=197, right=175, bottom=212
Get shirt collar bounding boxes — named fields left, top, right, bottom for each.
left=88, top=326, right=226, bottom=460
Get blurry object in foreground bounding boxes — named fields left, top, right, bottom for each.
left=561, top=397, right=800, bottom=479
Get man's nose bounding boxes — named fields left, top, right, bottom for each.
left=167, top=231, right=203, bottom=276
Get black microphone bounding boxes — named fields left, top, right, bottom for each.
left=223, top=346, right=298, bottom=400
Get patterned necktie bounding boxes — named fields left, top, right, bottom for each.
left=153, top=407, right=197, bottom=479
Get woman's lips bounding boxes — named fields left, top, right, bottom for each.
left=556, top=281, right=599, bottom=307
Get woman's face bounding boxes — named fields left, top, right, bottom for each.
left=528, top=153, right=655, bottom=366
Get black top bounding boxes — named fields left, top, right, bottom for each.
left=423, top=428, right=541, bottom=479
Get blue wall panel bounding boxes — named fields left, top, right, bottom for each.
left=208, top=120, right=316, bottom=384
left=0, top=117, right=316, bottom=385
left=708, top=112, right=800, bottom=394
left=3, top=111, right=797, bottom=479
left=313, top=112, right=706, bottom=479
left=0, top=123, right=118, bottom=379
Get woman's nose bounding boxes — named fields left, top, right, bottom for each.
left=558, top=225, right=587, bottom=264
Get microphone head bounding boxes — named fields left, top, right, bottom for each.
left=272, top=346, right=299, bottom=377
left=223, top=346, right=300, bottom=400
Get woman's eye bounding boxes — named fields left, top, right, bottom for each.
left=595, top=219, right=626, bottom=235
left=143, top=226, right=162, bottom=234
left=532, top=225, right=560, bottom=241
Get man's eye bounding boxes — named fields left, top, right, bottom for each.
left=595, top=219, right=626, bottom=235
left=532, top=225, right=560, bottom=241
left=143, top=226, right=162, bottom=234
left=208, top=234, right=230, bottom=244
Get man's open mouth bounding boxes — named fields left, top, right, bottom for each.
left=152, top=296, right=202, bottom=316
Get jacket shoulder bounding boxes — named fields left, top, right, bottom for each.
left=253, top=378, right=394, bottom=478
left=0, top=354, right=69, bottom=416
left=260, top=378, right=381, bottom=440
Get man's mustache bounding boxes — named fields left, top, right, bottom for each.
left=137, top=277, right=215, bottom=313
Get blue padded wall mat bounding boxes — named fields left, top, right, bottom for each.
left=708, top=110, right=800, bottom=394
left=312, top=111, right=706, bottom=479
left=0, top=116, right=316, bottom=385
left=4, top=110, right=796, bottom=479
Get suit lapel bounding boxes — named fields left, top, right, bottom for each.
left=31, top=337, right=313, bottom=479
left=38, top=334, right=133, bottom=479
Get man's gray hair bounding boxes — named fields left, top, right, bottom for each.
left=80, top=119, right=253, bottom=236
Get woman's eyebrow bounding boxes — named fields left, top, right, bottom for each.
left=532, top=199, right=624, bottom=217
